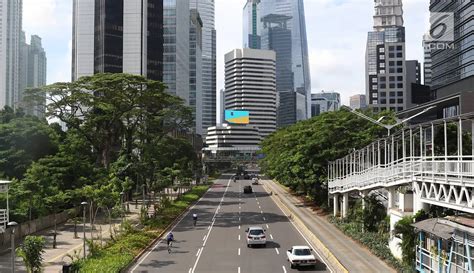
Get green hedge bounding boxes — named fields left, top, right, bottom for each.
left=328, top=216, right=409, bottom=272
left=75, top=185, right=210, bottom=272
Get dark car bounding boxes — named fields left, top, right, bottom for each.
left=243, top=185, right=253, bottom=194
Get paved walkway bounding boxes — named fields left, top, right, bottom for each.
left=264, top=179, right=396, bottom=273
left=0, top=204, right=142, bottom=273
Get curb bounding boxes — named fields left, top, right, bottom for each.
left=120, top=185, right=212, bottom=273
left=262, top=181, right=349, bottom=273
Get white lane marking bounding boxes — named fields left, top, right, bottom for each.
left=260, top=210, right=263, bottom=214
left=202, top=235, right=207, bottom=241
left=191, top=178, right=231, bottom=273
left=263, top=217, right=266, bottom=221
left=275, top=248, right=280, bottom=255
left=269, top=185, right=334, bottom=273
left=270, top=234, right=274, bottom=240
left=266, top=224, right=269, bottom=229
left=238, top=267, right=241, bottom=273
left=196, top=248, right=202, bottom=257
left=130, top=181, right=213, bottom=273
left=259, top=206, right=261, bottom=209
left=189, top=268, right=192, bottom=273
left=238, top=248, right=241, bottom=255
left=238, top=234, right=241, bottom=241
left=282, top=265, right=287, bottom=273
left=239, top=217, right=241, bottom=222
left=208, top=225, right=211, bottom=230
left=239, top=225, right=241, bottom=229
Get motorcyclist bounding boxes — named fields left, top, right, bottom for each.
left=192, top=213, right=198, bottom=226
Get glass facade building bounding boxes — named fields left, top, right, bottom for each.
left=242, top=0, right=311, bottom=124
left=72, top=0, right=164, bottom=81
left=429, top=1, right=474, bottom=88
left=190, top=0, right=216, bottom=135
left=0, top=0, right=22, bottom=109
left=189, top=9, right=203, bottom=135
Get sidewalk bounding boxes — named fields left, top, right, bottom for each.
left=0, top=186, right=190, bottom=273
left=263, top=179, right=396, bottom=273
left=0, top=204, right=142, bottom=273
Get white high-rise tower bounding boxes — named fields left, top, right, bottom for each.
left=224, top=48, right=276, bottom=138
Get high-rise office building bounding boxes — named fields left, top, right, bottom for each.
left=162, top=0, right=191, bottom=105
left=350, top=94, right=367, bottom=110
left=311, top=92, right=341, bottom=117
left=429, top=1, right=473, bottom=88
left=72, top=0, right=164, bottom=81
left=189, top=9, right=203, bottom=135
left=0, top=0, right=22, bottom=109
left=243, top=0, right=311, bottom=122
left=422, top=34, right=432, bottom=86
left=243, top=0, right=261, bottom=49
left=19, top=34, right=47, bottom=117
left=224, top=48, right=276, bottom=138
left=366, top=0, right=410, bottom=112
left=190, top=0, right=216, bottom=134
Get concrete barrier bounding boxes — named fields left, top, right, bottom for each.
left=262, top=182, right=348, bottom=273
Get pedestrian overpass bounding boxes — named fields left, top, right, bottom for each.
left=328, top=113, right=474, bottom=270
left=329, top=113, right=474, bottom=217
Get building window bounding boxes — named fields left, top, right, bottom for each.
left=397, top=52, right=403, bottom=58
left=372, top=78, right=378, bottom=83
left=380, top=77, right=386, bottom=82
left=379, top=48, right=385, bottom=53
left=397, top=99, right=403, bottom=103
left=380, top=84, right=386, bottom=89
left=389, top=92, right=396, bottom=97
left=381, top=99, right=387, bottom=104
left=389, top=46, right=395, bottom=51
left=397, top=83, right=403, bottom=88
left=389, top=76, right=395, bottom=81
left=397, top=45, right=403, bottom=51
left=397, top=68, right=403, bottom=73
left=380, top=92, right=386, bottom=97
left=390, top=99, right=396, bottom=104
left=397, top=91, right=403, bottom=96
left=389, top=83, right=395, bottom=88
left=372, top=93, right=378, bottom=98
left=397, top=76, right=403, bottom=81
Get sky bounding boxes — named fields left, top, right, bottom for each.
left=23, top=0, right=430, bottom=106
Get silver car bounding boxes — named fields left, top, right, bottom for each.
left=246, top=226, right=266, bottom=247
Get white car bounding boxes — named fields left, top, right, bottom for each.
left=287, top=246, right=317, bottom=268
left=245, top=226, right=266, bottom=247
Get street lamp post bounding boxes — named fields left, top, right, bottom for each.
left=120, top=192, right=125, bottom=226
left=7, top=221, right=17, bottom=273
left=342, top=105, right=435, bottom=136
left=80, top=202, right=87, bottom=259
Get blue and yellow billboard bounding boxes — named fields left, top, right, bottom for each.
left=225, top=110, right=250, bottom=124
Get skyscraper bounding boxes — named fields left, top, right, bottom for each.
left=243, top=0, right=261, bottom=49
left=243, top=0, right=311, bottom=123
left=224, top=48, right=276, bottom=138
left=366, top=0, right=408, bottom=112
left=429, top=1, right=473, bottom=88
left=422, top=34, right=432, bottom=86
left=72, top=0, right=164, bottom=81
left=189, top=9, right=203, bottom=135
left=190, top=0, right=216, bottom=135
left=162, top=0, right=190, bottom=105
left=0, top=0, right=22, bottom=109
left=19, top=34, right=47, bottom=117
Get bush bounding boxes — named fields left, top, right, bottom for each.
left=75, top=185, right=210, bottom=272
left=329, top=216, right=407, bottom=272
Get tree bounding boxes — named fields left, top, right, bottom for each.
left=24, top=73, right=192, bottom=169
left=394, top=215, right=416, bottom=268
left=0, top=111, right=59, bottom=179
left=16, top=235, right=46, bottom=273
left=260, top=109, right=392, bottom=205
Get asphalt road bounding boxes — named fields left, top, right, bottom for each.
left=129, top=174, right=331, bottom=273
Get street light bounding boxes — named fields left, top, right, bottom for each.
left=120, top=192, right=125, bottom=226
left=80, top=201, right=87, bottom=259
left=7, top=221, right=17, bottom=273
left=342, top=105, right=436, bottom=136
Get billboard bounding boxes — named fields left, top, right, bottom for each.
left=225, top=110, right=250, bottom=124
